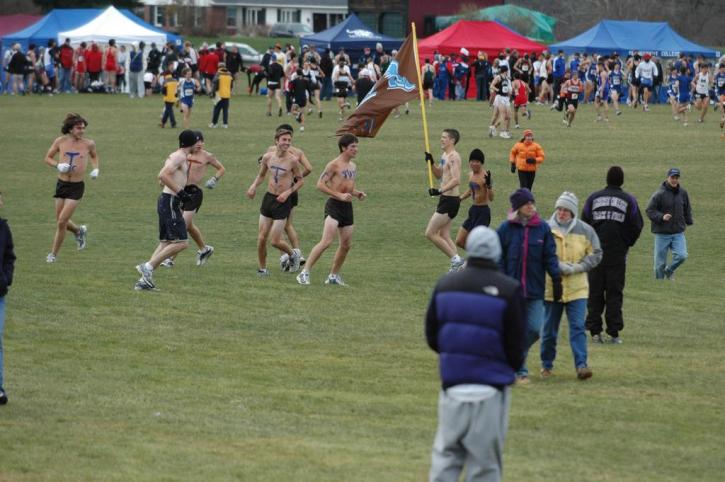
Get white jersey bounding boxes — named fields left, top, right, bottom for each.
left=538, top=60, right=548, bottom=79
left=695, top=72, right=710, bottom=94
left=533, top=60, right=542, bottom=76
left=332, top=65, right=351, bottom=85
left=635, top=61, right=658, bottom=80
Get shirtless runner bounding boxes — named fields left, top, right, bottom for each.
left=246, top=127, right=304, bottom=276
left=161, top=130, right=225, bottom=267
left=455, top=148, right=494, bottom=250
left=135, top=130, right=202, bottom=291
left=266, top=124, right=312, bottom=272
left=44, top=113, right=99, bottom=263
left=296, top=134, right=366, bottom=286
left=424, top=129, right=463, bottom=271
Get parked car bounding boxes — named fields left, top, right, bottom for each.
left=225, top=42, right=263, bottom=65
left=270, top=23, right=313, bottom=38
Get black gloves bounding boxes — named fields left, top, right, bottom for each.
left=176, top=188, right=192, bottom=207
left=485, top=170, right=492, bottom=188
left=425, top=152, right=434, bottom=165
left=428, top=188, right=441, bottom=196
left=510, top=164, right=516, bottom=173
left=552, top=277, right=563, bottom=302
left=526, top=158, right=536, bottom=165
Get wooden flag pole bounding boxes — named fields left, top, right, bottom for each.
left=411, top=22, right=434, bottom=189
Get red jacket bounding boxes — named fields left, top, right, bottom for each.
left=59, top=45, right=74, bottom=69
left=202, top=51, right=219, bottom=75
left=86, top=46, right=102, bottom=73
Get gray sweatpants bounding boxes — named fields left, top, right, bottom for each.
left=429, top=387, right=511, bottom=482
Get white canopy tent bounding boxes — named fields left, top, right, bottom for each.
left=57, top=6, right=166, bottom=46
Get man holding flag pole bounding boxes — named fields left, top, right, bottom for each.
left=337, top=24, right=462, bottom=270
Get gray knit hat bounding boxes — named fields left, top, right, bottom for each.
left=466, top=226, right=502, bottom=262
left=555, top=191, right=578, bottom=216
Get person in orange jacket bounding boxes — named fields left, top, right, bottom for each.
left=509, top=129, right=545, bottom=191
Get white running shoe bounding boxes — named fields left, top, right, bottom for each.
left=296, top=271, right=310, bottom=285
left=46, top=253, right=56, bottom=263
left=324, top=274, right=347, bottom=286
left=160, top=258, right=174, bottom=268
left=136, top=263, right=155, bottom=288
left=196, top=245, right=214, bottom=266
left=450, top=255, right=465, bottom=272
left=134, top=279, right=156, bottom=291
left=488, top=126, right=496, bottom=137
left=280, top=253, right=290, bottom=272
left=514, top=124, right=520, bottom=129
left=499, top=131, right=511, bottom=139
left=75, top=225, right=87, bottom=250
left=257, top=268, right=270, bottom=277
left=289, top=249, right=302, bottom=273
left=300, top=126, right=305, bottom=132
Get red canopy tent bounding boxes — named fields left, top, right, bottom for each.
left=418, top=20, right=547, bottom=60
left=418, top=20, right=546, bottom=99
left=0, top=14, right=42, bottom=40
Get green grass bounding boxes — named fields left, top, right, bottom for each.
left=0, top=92, right=724, bottom=481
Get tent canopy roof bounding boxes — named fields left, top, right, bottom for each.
left=0, top=14, right=42, bottom=40
left=303, top=14, right=401, bottom=54
left=435, top=5, right=557, bottom=43
left=58, top=6, right=167, bottom=46
left=418, top=20, right=546, bottom=60
left=550, top=20, right=719, bottom=58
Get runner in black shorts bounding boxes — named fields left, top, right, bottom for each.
left=44, top=113, right=99, bottom=263
left=297, top=134, right=365, bottom=286
left=425, top=129, right=465, bottom=271
left=324, top=198, right=353, bottom=227
left=266, top=60, right=284, bottom=116
left=247, top=127, right=304, bottom=276
left=289, top=68, right=309, bottom=131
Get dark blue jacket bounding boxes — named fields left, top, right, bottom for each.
left=426, top=258, right=526, bottom=390
left=553, top=56, right=566, bottom=78
left=0, top=218, right=16, bottom=298
left=497, top=212, right=560, bottom=299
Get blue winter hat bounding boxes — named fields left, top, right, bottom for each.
left=509, top=188, right=535, bottom=211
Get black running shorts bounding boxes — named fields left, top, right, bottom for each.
left=260, top=191, right=292, bottom=220
left=436, top=195, right=461, bottom=219
left=462, top=205, right=491, bottom=231
left=157, top=193, right=188, bottom=242
left=324, top=198, right=354, bottom=227
left=182, top=184, right=203, bottom=212
left=54, top=180, right=85, bottom=200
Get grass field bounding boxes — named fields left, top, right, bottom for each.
left=0, top=91, right=724, bottom=481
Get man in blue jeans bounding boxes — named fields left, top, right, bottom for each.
left=497, top=188, right=561, bottom=385
left=541, top=192, right=602, bottom=381
left=645, top=168, right=693, bottom=280
left=0, top=191, right=17, bottom=405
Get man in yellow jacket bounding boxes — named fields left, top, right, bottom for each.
left=210, top=62, right=233, bottom=128
left=542, top=192, right=602, bottom=380
left=509, top=129, right=544, bottom=191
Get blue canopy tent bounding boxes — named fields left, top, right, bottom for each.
left=2, top=8, right=180, bottom=52
left=550, top=20, right=719, bottom=58
left=303, top=14, right=402, bottom=62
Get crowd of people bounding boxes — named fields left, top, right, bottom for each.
left=4, top=38, right=724, bottom=136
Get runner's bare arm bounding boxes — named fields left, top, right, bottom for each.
left=298, top=150, right=313, bottom=177
left=316, top=162, right=342, bottom=199
left=44, top=138, right=61, bottom=168
left=246, top=156, right=269, bottom=198
left=158, top=155, right=186, bottom=192
left=87, top=140, right=99, bottom=170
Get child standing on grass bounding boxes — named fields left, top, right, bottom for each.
left=159, top=69, right=178, bottom=128
left=0, top=191, right=17, bottom=405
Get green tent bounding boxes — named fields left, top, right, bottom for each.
left=435, top=4, right=557, bottom=43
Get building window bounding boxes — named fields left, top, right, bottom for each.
left=329, top=13, right=344, bottom=27
left=194, top=7, right=202, bottom=28
left=167, top=10, right=178, bottom=28
left=154, top=6, right=164, bottom=27
left=278, top=9, right=301, bottom=23
left=226, top=7, right=237, bottom=28
left=245, top=8, right=265, bottom=26
left=381, top=12, right=403, bottom=38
